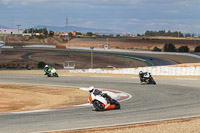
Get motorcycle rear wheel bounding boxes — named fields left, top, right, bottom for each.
left=112, top=99, right=120, bottom=109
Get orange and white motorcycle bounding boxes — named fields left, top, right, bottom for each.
left=88, top=91, right=120, bottom=111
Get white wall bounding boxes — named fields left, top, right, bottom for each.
left=70, top=66, right=200, bottom=76
left=0, top=29, right=23, bottom=35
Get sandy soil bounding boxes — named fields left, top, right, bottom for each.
left=0, top=84, right=88, bottom=113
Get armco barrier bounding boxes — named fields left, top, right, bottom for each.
left=70, top=66, right=200, bottom=76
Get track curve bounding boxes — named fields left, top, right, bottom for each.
left=0, top=74, right=200, bottom=133
left=20, top=49, right=177, bottom=67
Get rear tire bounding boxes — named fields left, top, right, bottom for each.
left=111, top=99, right=120, bottom=109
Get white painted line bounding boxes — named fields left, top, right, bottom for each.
left=11, top=109, right=52, bottom=114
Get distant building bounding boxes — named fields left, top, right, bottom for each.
left=72, top=31, right=77, bottom=36
left=23, top=33, right=32, bottom=36
left=0, top=40, right=5, bottom=54
left=104, top=44, right=110, bottom=50
left=0, top=29, right=23, bottom=35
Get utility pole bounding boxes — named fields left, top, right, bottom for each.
left=17, top=24, right=21, bottom=35
left=90, top=47, right=94, bottom=69
left=11, top=17, right=13, bottom=29
left=178, top=31, right=179, bottom=38
left=66, top=16, right=70, bottom=57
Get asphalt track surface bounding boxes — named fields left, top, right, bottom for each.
left=0, top=74, right=200, bottom=133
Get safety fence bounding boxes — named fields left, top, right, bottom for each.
left=70, top=66, right=200, bottom=76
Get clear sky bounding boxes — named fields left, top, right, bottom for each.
left=0, top=0, right=200, bottom=34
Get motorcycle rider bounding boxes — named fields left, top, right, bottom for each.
left=44, top=65, right=58, bottom=77
left=88, top=86, right=113, bottom=104
left=44, top=65, right=52, bottom=76
left=139, top=71, right=151, bottom=83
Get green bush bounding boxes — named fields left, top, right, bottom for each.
left=163, top=43, right=177, bottom=52
left=178, top=46, right=190, bottom=52
left=152, top=46, right=161, bottom=52
left=38, top=62, right=46, bottom=69
left=194, top=46, right=200, bottom=52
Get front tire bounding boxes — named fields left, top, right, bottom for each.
left=93, top=100, right=105, bottom=111
left=150, top=78, right=156, bottom=84
left=54, top=73, right=59, bottom=77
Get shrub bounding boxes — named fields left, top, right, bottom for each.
left=38, top=62, right=46, bottom=69
left=178, top=46, right=190, bottom=52
left=163, top=43, right=177, bottom=52
left=194, top=46, right=200, bottom=52
left=152, top=46, right=161, bottom=52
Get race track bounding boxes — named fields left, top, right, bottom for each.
left=0, top=74, right=200, bottom=133
left=21, top=49, right=177, bottom=67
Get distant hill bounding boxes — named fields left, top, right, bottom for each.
left=0, top=25, right=10, bottom=29
left=33, top=25, right=113, bottom=34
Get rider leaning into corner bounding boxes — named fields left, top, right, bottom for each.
left=44, top=65, right=52, bottom=75
left=88, top=86, right=114, bottom=104
left=139, top=71, right=150, bottom=83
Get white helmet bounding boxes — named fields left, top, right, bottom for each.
left=44, top=65, right=48, bottom=68
left=139, top=71, right=143, bottom=75
left=89, top=86, right=95, bottom=93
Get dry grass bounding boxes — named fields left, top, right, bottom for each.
left=0, top=84, right=88, bottom=113
left=63, top=37, right=200, bottom=51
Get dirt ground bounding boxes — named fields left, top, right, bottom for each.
left=1, top=48, right=200, bottom=70
left=0, top=49, right=147, bottom=69
left=64, top=37, right=200, bottom=51
left=0, top=84, right=88, bottom=113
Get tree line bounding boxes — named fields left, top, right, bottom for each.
left=152, top=43, right=200, bottom=52
left=144, top=30, right=184, bottom=37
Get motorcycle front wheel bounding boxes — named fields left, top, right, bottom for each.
left=93, top=100, right=105, bottom=111
left=54, top=73, right=59, bottom=77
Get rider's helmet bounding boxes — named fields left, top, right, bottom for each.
left=139, top=71, right=143, bottom=75
left=44, top=65, right=48, bottom=68
left=89, top=86, right=95, bottom=93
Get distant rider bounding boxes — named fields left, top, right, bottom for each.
left=139, top=71, right=151, bottom=83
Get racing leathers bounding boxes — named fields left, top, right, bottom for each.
left=44, top=66, right=53, bottom=75
left=91, top=89, right=113, bottom=104
left=139, top=72, right=151, bottom=83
